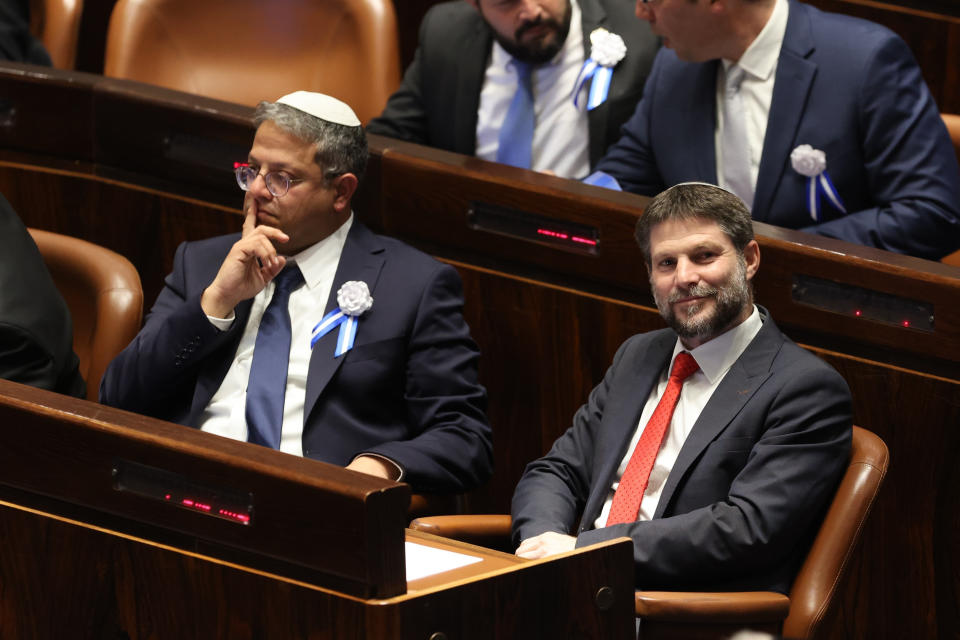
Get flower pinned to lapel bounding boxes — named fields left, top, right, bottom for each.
left=790, top=144, right=847, bottom=222
left=790, top=144, right=826, bottom=177
left=337, top=281, right=373, bottom=317
left=572, top=29, right=626, bottom=111
left=311, top=281, right=373, bottom=357
left=589, top=28, right=626, bottom=68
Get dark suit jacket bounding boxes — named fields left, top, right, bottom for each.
left=594, top=1, right=960, bottom=260
left=0, top=193, right=84, bottom=397
left=100, top=222, right=492, bottom=493
left=366, top=0, right=660, bottom=170
left=511, top=309, right=852, bottom=593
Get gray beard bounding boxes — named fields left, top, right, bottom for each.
left=653, top=258, right=752, bottom=342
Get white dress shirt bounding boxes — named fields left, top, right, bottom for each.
left=594, top=306, right=763, bottom=528
left=475, top=0, right=591, bottom=179
left=715, top=0, right=789, bottom=200
left=199, top=215, right=353, bottom=456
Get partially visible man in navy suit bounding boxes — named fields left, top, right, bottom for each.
left=512, top=183, right=851, bottom=593
left=101, top=92, right=492, bottom=493
left=587, top=0, right=959, bottom=260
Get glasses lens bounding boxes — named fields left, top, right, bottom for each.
left=264, top=172, right=291, bottom=198
left=235, top=165, right=256, bottom=191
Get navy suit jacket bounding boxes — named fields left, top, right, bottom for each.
left=100, top=222, right=492, bottom=493
left=511, top=309, right=852, bottom=593
left=366, top=0, right=660, bottom=171
left=595, top=1, right=960, bottom=260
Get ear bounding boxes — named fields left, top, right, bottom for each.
left=742, top=239, right=760, bottom=281
left=331, top=173, right=359, bottom=213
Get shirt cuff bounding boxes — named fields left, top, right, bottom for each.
left=206, top=312, right=235, bottom=331
left=583, top=170, right=622, bottom=191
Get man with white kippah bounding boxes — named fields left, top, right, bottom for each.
left=512, top=183, right=851, bottom=593
left=101, top=92, right=493, bottom=493
left=366, top=0, right=660, bottom=179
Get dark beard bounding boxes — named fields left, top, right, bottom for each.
left=653, top=257, right=752, bottom=342
left=488, top=3, right=573, bottom=64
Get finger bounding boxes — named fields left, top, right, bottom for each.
left=241, top=195, right=258, bottom=235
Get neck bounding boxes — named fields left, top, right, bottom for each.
left=723, top=0, right=777, bottom=62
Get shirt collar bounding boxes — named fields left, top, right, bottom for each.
left=286, top=212, right=353, bottom=290
left=671, top=305, right=763, bottom=385
left=723, top=0, right=788, bottom=82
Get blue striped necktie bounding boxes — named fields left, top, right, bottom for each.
left=245, top=264, right=304, bottom=448
left=496, top=59, right=535, bottom=169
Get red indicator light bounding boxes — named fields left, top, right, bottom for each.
left=902, top=320, right=910, bottom=327
left=164, top=494, right=171, bottom=500
left=536, top=228, right=569, bottom=240
left=854, top=310, right=862, bottom=317
left=571, top=236, right=598, bottom=246
left=233, top=162, right=248, bottom=169
left=182, top=499, right=194, bottom=507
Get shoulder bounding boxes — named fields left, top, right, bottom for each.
left=789, top=2, right=908, bottom=62
left=421, top=1, right=485, bottom=39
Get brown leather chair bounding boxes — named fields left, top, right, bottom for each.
left=940, top=113, right=960, bottom=266
left=103, top=0, right=400, bottom=123
left=410, top=426, right=888, bottom=640
left=29, top=0, right=84, bottom=69
left=28, top=229, right=143, bottom=402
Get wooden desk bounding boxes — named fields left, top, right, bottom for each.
left=0, top=380, right=635, bottom=639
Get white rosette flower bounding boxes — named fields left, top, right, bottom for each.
left=337, top=281, right=373, bottom=317
left=589, top=28, right=626, bottom=68
left=790, top=144, right=827, bottom=177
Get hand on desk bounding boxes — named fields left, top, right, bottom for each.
left=515, top=531, right=576, bottom=559
left=346, top=455, right=401, bottom=481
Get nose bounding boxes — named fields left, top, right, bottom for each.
left=249, top=170, right=272, bottom=199
left=518, top=0, right=543, bottom=22
left=675, top=256, right=701, bottom=288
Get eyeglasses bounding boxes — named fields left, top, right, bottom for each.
left=234, top=162, right=305, bottom=198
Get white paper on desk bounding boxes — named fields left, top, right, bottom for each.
left=405, top=541, right=483, bottom=582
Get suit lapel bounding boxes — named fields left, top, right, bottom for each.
left=455, top=20, right=492, bottom=154
left=580, top=0, right=608, bottom=166
left=752, top=3, right=816, bottom=220
left=303, top=223, right=386, bottom=425
left=580, top=332, right=675, bottom=525
left=653, top=311, right=784, bottom=518
left=690, top=61, right=720, bottom=183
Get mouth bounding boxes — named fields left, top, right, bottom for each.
left=517, top=20, right=555, bottom=42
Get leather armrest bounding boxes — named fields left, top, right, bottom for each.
left=635, top=590, right=790, bottom=622
left=409, top=514, right=513, bottom=551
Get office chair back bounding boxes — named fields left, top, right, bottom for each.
left=103, top=0, right=400, bottom=123
left=28, top=229, right=143, bottom=402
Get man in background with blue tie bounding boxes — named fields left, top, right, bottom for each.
left=587, top=0, right=960, bottom=260
left=511, top=183, right=851, bottom=593
left=100, top=92, right=492, bottom=493
left=366, top=0, right=660, bottom=179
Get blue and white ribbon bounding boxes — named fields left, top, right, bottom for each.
left=572, top=28, right=625, bottom=111
left=311, top=308, right=358, bottom=357
left=572, top=60, right=613, bottom=111
left=805, top=171, right=847, bottom=222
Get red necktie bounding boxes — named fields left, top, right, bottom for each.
left=606, top=352, right=700, bottom=526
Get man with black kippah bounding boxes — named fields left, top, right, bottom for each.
left=101, top=92, right=492, bottom=493
left=512, top=183, right=851, bottom=593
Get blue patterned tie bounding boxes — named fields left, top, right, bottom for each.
left=721, top=64, right=754, bottom=209
left=496, top=60, right=535, bottom=169
left=245, top=264, right=304, bottom=448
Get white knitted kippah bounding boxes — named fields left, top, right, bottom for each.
left=275, top=91, right=361, bottom=127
